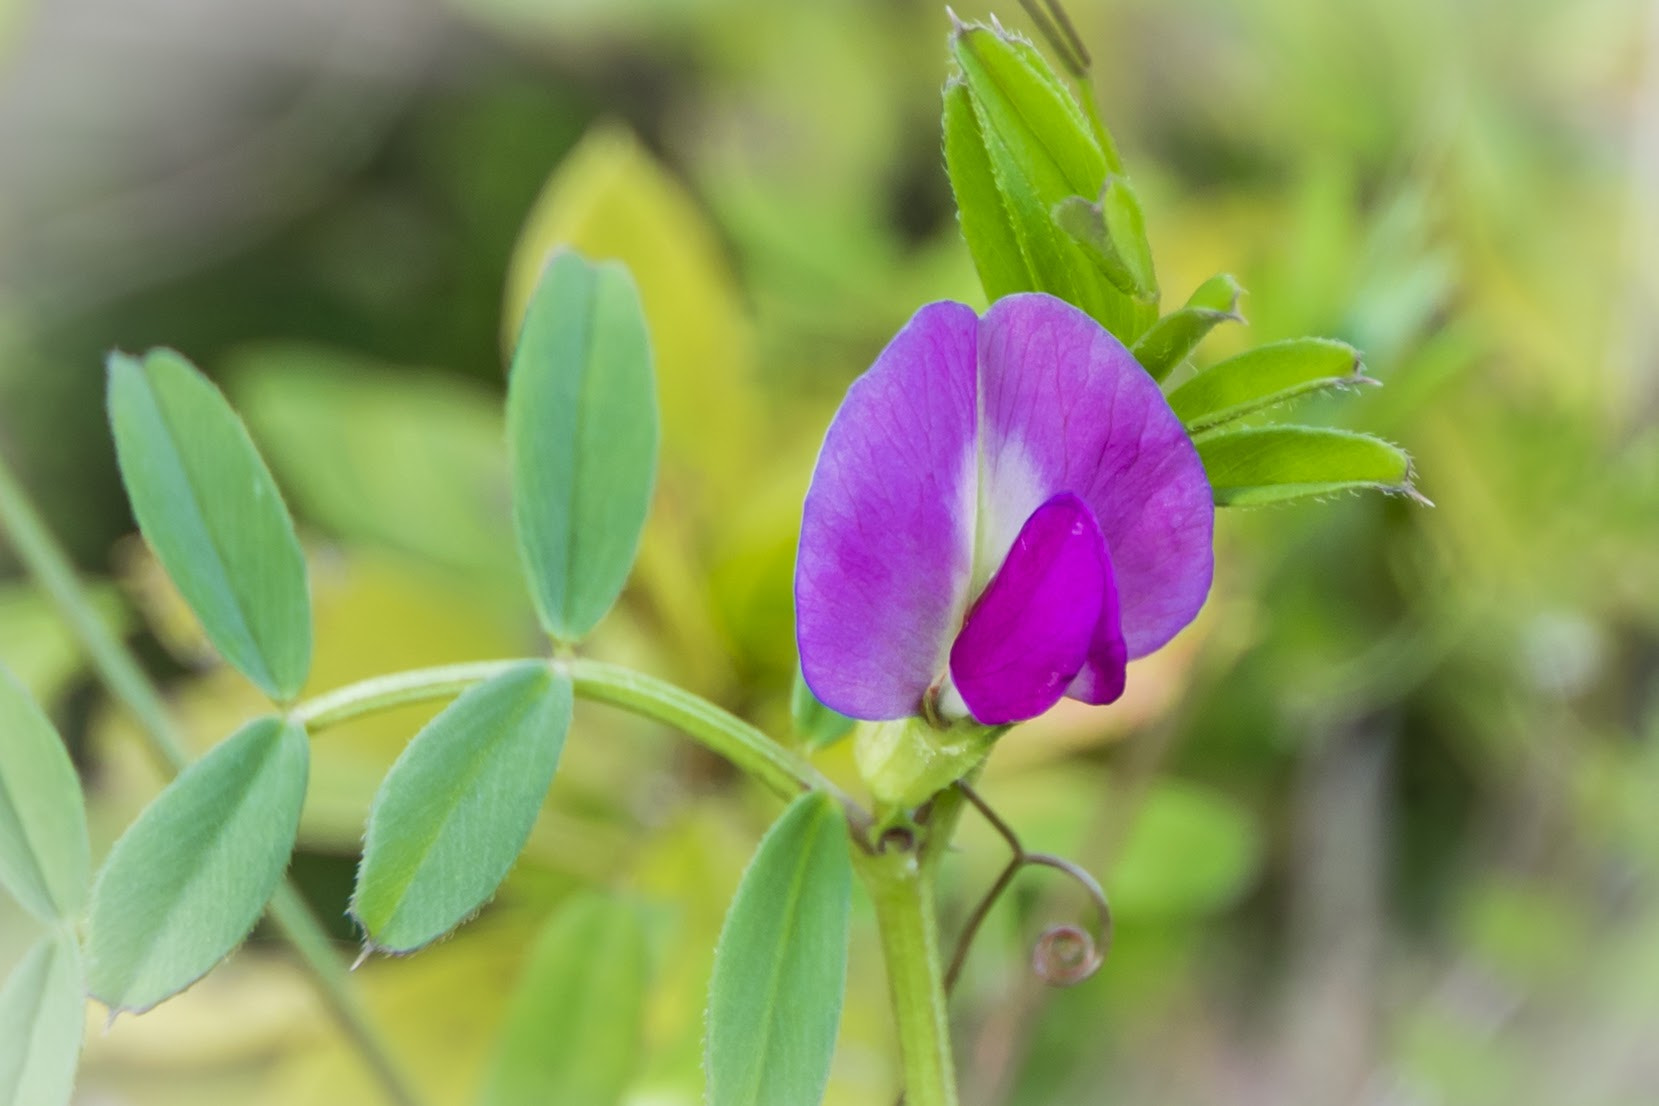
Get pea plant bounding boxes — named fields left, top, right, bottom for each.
left=0, top=6, right=1423, bottom=1106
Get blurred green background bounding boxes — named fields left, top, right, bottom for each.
left=1, top=0, right=1656, bottom=1103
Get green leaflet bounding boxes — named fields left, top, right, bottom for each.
left=1197, top=426, right=1423, bottom=507
left=706, top=793, right=852, bottom=1106
left=943, top=79, right=1031, bottom=301
left=1051, top=179, right=1158, bottom=303
left=107, top=349, right=312, bottom=703
left=790, top=666, right=855, bottom=749
left=1132, top=274, right=1245, bottom=382
left=0, top=667, right=89, bottom=924
left=947, top=22, right=1157, bottom=341
left=480, top=893, right=649, bottom=1106
left=1170, top=337, right=1371, bottom=433
left=508, top=250, right=659, bottom=643
left=0, top=934, right=83, bottom=1106
left=353, top=663, right=573, bottom=953
left=86, top=717, right=309, bottom=1012
left=953, top=25, right=1102, bottom=195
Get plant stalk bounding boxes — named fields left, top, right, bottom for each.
left=0, top=454, right=426, bottom=1106
left=294, top=657, right=867, bottom=830
left=857, top=845, right=960, bottom=1106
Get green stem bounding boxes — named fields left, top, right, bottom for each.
left=0, top=455, right=426, bottom=1106
left=292, top=661, right=523, bottom=732
left=857, top=846, right=959, bottom=1106
left=0, top=460, right=190, bottom=774
left=294, top=657, right=853, bottom=813
left=566, top=658, right=829, bottom=803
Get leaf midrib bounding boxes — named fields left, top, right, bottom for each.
left=97, top=722, right=296, bottom=1008
left=732, top=805, right=828, bottom=1106
left=367, top=678, right=548, bottom=940
left=133, top=367, right=276, bottom=693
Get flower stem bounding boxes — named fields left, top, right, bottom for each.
left=857, top=844, right=960, bottom=1106
left=0, top=455, right=426, bottom=1106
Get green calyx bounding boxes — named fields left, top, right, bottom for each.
left=854, top=714, right=1002, bottom=815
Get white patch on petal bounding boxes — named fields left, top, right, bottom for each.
left=971, top=435, right=1046, bottom=599
left=929, top=444, right=982, bottom=688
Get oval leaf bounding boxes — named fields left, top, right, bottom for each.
left=508, top=251, right=658, bottom=643
left=790, top=666, right=855, bottom=750
left=1197, top=426, right=1424, bottom=508
left=503, top=125, right=756, bottom=492
left=353, top=663, right=572, bottom=953
left=1131, top=274, right=1244, bottom=382
left=0, top=667, right=89, bottom=923
left=481, top=893, right=649, bottom=1106
left=706, top=792, right=851, bottom=1106
left=0, top=934, right=83, bottom=1106
left=1170, top=337, right=1371, bottom=433
left=107, top=349, right=311, bottom=702
left=87, top=716, right=309, bottom=1012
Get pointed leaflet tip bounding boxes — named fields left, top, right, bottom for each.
left=351, top=945, right=372, bottom=972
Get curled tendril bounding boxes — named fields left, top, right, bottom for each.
left=1031, top=924, right=1100, bottom=986
left=1022, top=852, right=1112, bottom=986
left=944, top=784, right=1115, bottom=993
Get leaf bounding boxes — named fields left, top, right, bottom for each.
left=1107, top=782, right=1262, bottom=920
left=508, top=250, right=658, bottom=643
left=1099, top=177, right=1157, bottom=300
left=942, top=78, right=1032, bottom=302
left=1170, top=337, right=1372, bottom=433
left=353, top=663, right=572, bottom=953
left=0, top=934, right=83, bottom=1106
left=502, top=125, right=755, bottom=492
left=948, top=22, right=1158, bottom=341
left=790, top=667, right=855, bottom=749
left=1051, top=180, right=1157, bottom=303
left=953, top=24, right=1102, bottom=197
left=86, top=716, right=309, bottom=1012
left=705, top=792, right=851, bottom=1106
left=480, top=892, right=649, bottom=1106
left=1197, top=426, right=1424, bottom=508
left=1131, top=274, right=1245, bottom=382
left=107, top=349, right=312, bottom=702
left=0, top=666, right=89, bottom=924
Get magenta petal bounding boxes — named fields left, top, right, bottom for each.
left=1065, top=544, right=1127, bottom=705
left=795, top=302, right=980, bottom=720
left=977, top=294, right=1214, bottom=658
left=949, top=493, right=1108, bottom=726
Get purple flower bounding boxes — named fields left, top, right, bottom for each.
left=795, top=293, right=1214, bottom=727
